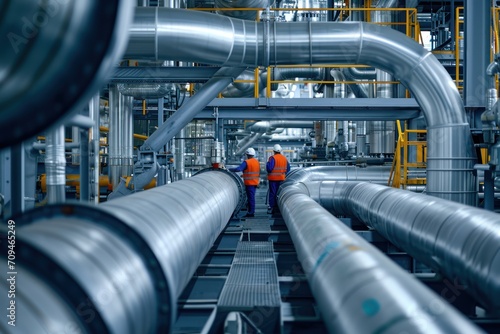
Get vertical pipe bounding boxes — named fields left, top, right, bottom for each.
left=46, top=126, right=66, bottom=204
left=11, top=144, right=25, bottom=216
left=370, top=0, right=396, bottom=155
left=175, top=128, right=186, bottom=180
left=464, top=0, right=490, bottom=107
left=109, top=85, right=122, bottom=190
left=121, top=94, right=134, bottom=178
left=71, top=127, right=80, bottom=166
left=90, top=94, right=101, bottom=204
left=80, top=129, right=90, bottom=202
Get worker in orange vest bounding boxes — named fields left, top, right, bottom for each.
left=266, top=144, right=290, bottom=214
left=230, top=147, right=260, bottom=218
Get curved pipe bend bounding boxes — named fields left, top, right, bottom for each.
left=127, top=8, right=476, bottom=204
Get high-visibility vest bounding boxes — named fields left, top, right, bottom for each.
left=268, top=154, right=287, bottom=181
left=243, top=158, right=260, bottom=186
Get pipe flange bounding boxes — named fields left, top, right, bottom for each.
left=0, top=0, right=134, bottom=148
left=13, top=203, right=173, bottom=333
left=194, top=167, right=247, bottom=216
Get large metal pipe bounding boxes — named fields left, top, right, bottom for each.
left=369, top=0, right=397, bottom=155
left=278, top=182, right=483, bottom=334
left=235, top=132, right=264, bottom=156
left=247, top=120, right=314, bottom=133
left=285, top=165, right=392, bottom=184
left=0, top=0, right=134, bottom=148
left=125, top=8, right=477, bottom=204
left=89, top=93, right=101, bottom=203
left=109, top=85, right=123, bottom=189
left=1, top=170, right=243, bottom=333
left=303, top=181, right=500, bottom=311
left=121, top=94, right=134, bottom=179
left=45, top=126, right=66, bottom=204
left=142, top=67, right=245, bottom=152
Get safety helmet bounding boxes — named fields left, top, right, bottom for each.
left=273, top=144, right=282, bottom=153
left=245, top=147, right=256, bottom=156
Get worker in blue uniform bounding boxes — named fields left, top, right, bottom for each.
left=230, top=147, right=260, bottom=218
left=266, top=144, right=290, bottom=214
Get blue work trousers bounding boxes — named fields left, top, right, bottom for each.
left=246, top=185, right=257, bottom=214
left=268, top=181, right=283, bottom=208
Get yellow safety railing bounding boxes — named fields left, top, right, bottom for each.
left=389, top=120, right=427, bottom=189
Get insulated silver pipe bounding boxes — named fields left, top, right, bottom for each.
left=247, top=121, right=314, bottom=133
left=306, top=181, right=500, bottom=311
left=0, top=0, right=134, bottom=148
left=45, top=126, right=66, bottom=204
left=285, top=165, right=392, bottom=184
left=345, top=67, right=377, bottom=79
left=89, top=93, right=101, bottom=203
left=370, top=0, right=397, bottom=155
left=175, top=127, right=186, bottom=180
left=126, top=8, right=476, bottom=204
left=4, top=170, right=243, bottom=333
left=109, top=85, right=123, bottom=189
left=142, top=67, right=245, bottom=152
left=235, top=133, right=264, bottom=156
left=278, top=182, right=483, bottom=334
left=118, top=83, right=172, bottom=99
left=121, top=94, right=134, bottom=179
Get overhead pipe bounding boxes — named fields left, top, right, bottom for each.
left=125, top=8, right=476, bottom=204
left=247, top=120, right=314, bottom=133
left=278, top=182, right=483, bottom=333
left=344, top=67, right=377, bottom=79
left=0, top=0, right=134, bottom=148
left=45, top=126, right=66, bottom=204
left=285, top=165, right=392, bottom=185
left=89, top=94, right=101, bottom=203
left=235, top=132, right=264, bottom=156
left=302, top=181, right=500, bottom=311
left=2, top=170, right=244, bottom=333
left=117, top=83, right=174, bottom=99
left=142, top=67, right=246, bottom=152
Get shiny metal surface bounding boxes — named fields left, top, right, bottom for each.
left=278, top=182, right=483, bottom=334
left=19, top=217, right=157, bottom=334
left=101, top=170, right=240, bottom=299
left=143, top=67, right=246, bottom=152
left=109, top=85, right=123, bottom=189
left=247, top=120, right=313, bottom=133
left=308, top=181, right=500, bottom=311
left=125, top=8, right=477, bottom=203
left=215, top=0, right=270, bottom=20
left=0, top=0, right=134, bottom=148
left=121, top=94, right=134, bottom=179
left=45, top=126, right=66, bottom=203
left=0, top=263, right=84, bottom=334
left=235, top=133, right=264, bottom=156
left=368, top=121, right=396, bottom=155
left=89, top=93, right=101, bottom=203
left=222, top=70, right=262, bottom=97
left=10, top=169, right=241, bottom=333
left=284, top=165, right=392, bottom=185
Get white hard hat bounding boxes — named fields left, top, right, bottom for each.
left=273, top=144, right=282, bottom=153
left=245, top=147, right=256, bottom=156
